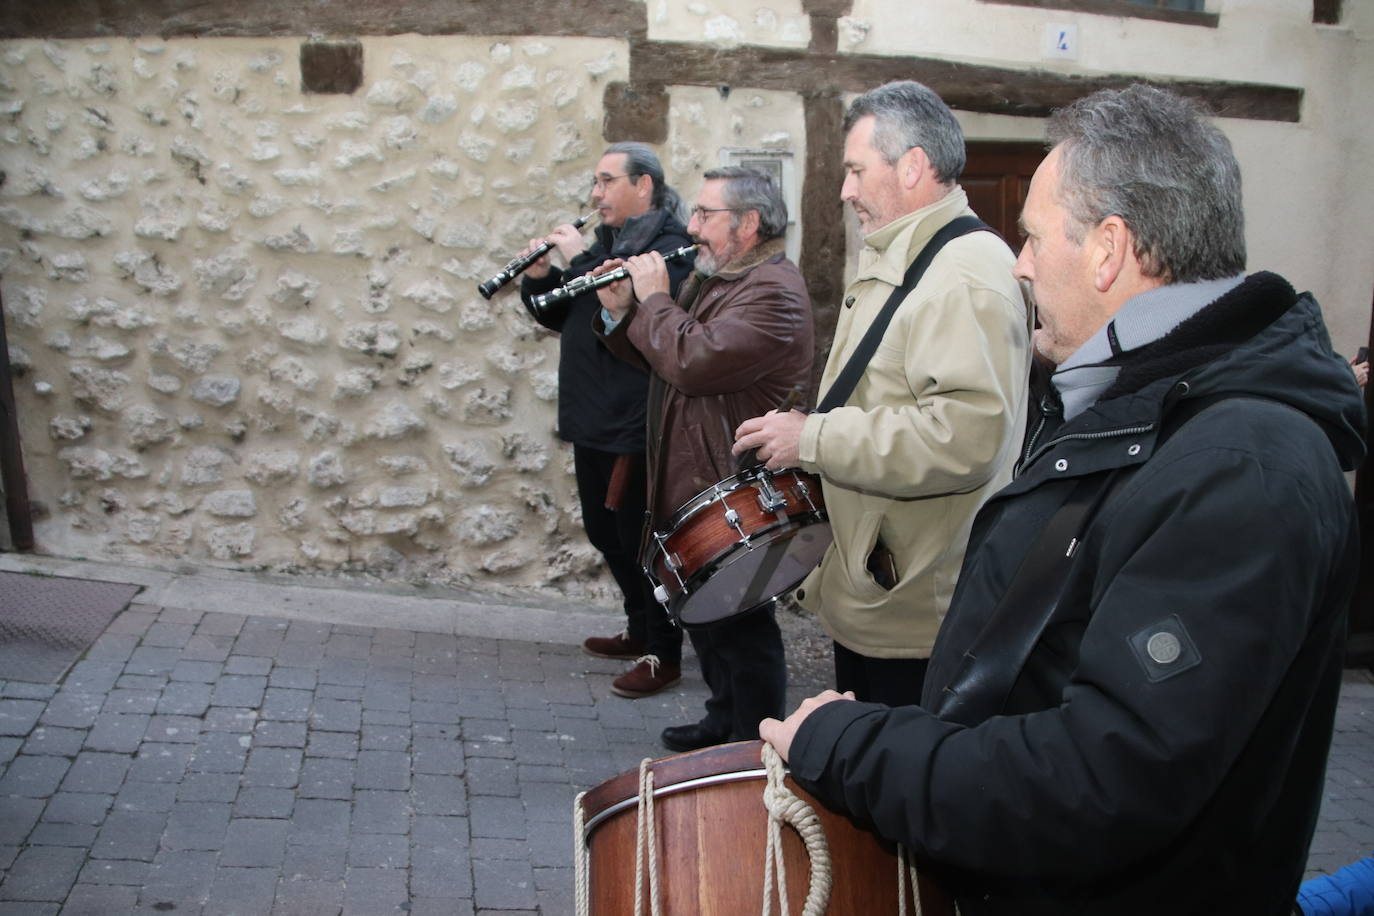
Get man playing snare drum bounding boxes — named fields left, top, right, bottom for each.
left=593, top=167, right=813, bottom=753
left=735, top=81, right=1031, bottom=705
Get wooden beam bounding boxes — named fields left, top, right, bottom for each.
left=630, top=41, right=1302, bottom=123
left=0, top=0, right=647, bottom=40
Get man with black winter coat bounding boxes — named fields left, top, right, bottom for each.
left=761, top=85, right=1366, bottom=915
left=520, top=142, right=694, bottom=699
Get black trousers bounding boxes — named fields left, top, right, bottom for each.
left=573, top=445, right=681, bottom=665
left=688, top=609, right=786, bottom=741
left=833, top=641, right=928, bottom=707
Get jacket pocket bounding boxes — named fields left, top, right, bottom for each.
left=845, top=509, right=890, bottom=600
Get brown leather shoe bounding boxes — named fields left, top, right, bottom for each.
left=610, top=655, right=681, bottom=698
left=582, top=631, right=646, bottom=660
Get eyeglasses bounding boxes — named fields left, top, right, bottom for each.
left=589, top=174, right=632, bottom=192
left=689, top=206, right=738, bottom=221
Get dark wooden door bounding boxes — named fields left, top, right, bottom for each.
left=962, top=141, right=1045, bottom=252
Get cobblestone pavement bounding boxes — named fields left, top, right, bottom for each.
left=0, top=556, right=1370, bottom=914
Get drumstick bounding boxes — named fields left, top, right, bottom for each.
left=736, top=385, right=806, bottom=472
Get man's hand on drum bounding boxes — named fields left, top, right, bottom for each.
left=734, top=409, right=807, bottom=469
left=760, top=690, right=855, bottom=762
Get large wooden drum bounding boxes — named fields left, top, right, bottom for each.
left=576, top=740, right=953, bottom=914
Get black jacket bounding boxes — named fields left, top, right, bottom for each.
left=789, top=273, right=1366, bottom=915
left=520, top=209, right=693, bottom=453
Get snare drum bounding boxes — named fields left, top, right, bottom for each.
left=576, top=740, right=953, bottom=915
left=645, top=466, right=832, bottom=627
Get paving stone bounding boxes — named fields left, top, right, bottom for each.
left=143, top=621, right=196, bottom=648
left=127, top=743, right=194, bottom=784
left=145, top=715, right=201, bottom=745
left=412, top=736, right=465, bottom=777
left=262, top=687, right=312, bottom=722
left=272, top=876, right=346, bottom=916
left=353, top=789, right=410, bottom=834
left=60, top=884, right=141, bottom=915
left=197, top=612, right=247, bottom=637
left=298, top=757, right=355, bottom=800
left=464, top=757, right=516, bottom=796
left=535, top=866, right=576, bottom=916
left=255, top=720, right=308, bottom=748
left=522, top=780, right=578, bottom=821
left=325, top=633, right=371, bottom=659
left=341, top=866, right=409, bottom=915
left=225, top=655, right=273, bottom=676
left=310, top=698, right=362, bottom=732
left=471, top=856, right=538, bottom=911
left=0, top=735, right=21, bottom=764
left=90, top=810, right=165, bottom=861
left=22, top=726, right=88, bottom=757
left=211, top=675, right=268, bottom=709
left=142, top=848, right=219, bottom=896
left=202, top=707, right=258, bottom=733
left=361, top=679, right=411, bottom=712
left=192, top=731, right=253, bottom=773
left=61, top=751, right=131, bottom=794
left=38, top=692, right=104, bottom=730
left=409, top=898, right=476, bottom=916
left=413, top=774, right=468, bottom=816
left=362, top=708, right=411, bottom=727
left=356, top=750, right=410, bottom=790
left=0, top=754, right=72, bottom=797
left=42, top=791, right=114, bottom=826
left=283, top=842, right=348, bottom=880
left=82, top=633, right=139, bottom=663
left=170, top=659, right=224, bottom=682
left=182, top=633, right=235, bottom=662
left=290, top=798, right=351, bottom=846
left=269, top=667, right=318, bottom=690
left=0, top=845, right=86, bottom=901
left=413, top=677, right=460, bottom=704
left=177, top=773, right=241, bottom=803
left=202, top=866, right=279, bottom=916
left=114, top=674, right=166, bottom=692
left=307, top=730, right=359, bottom=758
left=220, top=818, right=290, bottom=867
left=85, top=712, right=151, bottom=753
left=157, top=682, right=213, bottom=717
left=470, top=795, right=526, bottom=840
left=471, top=836, right=529, bottom=860
left=0, top=699, right=47, bottom=737
left=235, top=786, right=296, bottom=818
left=319, top=657, right=368, bottom=687
left=163, top=801, right=231, bottom=851
left=77, top=857, right=150, bottom=885
left=0, top=796, right=44, bottom=844
left=103, top=688, right=161, bottom=715
left=276, top=642, right=327, bottom=667
left=348, top=832, right=408, bottom=868
left=62, top=663, right=123, bottom=694
left=113, top=781, right=179, bottom=814
left=28, top=821, right=99, bottom=847
left=244, top=746, right=302, bottom=788
left=125, top=647, right=182, bottom=678
left=359, top=724, right=407, bottom=752
left=412, top=701, right=463, bottom=725
left=319, top=683, right=364, bottom=702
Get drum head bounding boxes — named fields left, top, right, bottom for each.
left=674, top=522, right=832, bottom=627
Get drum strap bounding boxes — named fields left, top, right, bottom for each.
left=816, top=215, right=993, bottom=413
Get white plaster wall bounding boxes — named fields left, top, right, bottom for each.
left=664, top=85, right=807, bottom=262
left=0, top=35, right=637, bottom=600
left=648, top=0, right=811, bottom=48
left=840, top=0, right=1374, bottom=356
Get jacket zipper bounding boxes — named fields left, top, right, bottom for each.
left=1020, top=422, right=1156, bottom=475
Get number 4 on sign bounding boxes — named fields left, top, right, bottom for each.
left=1043, top=23, right=1079, bottom=60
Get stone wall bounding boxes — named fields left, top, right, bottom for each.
left=0, top=35, right=655, bottom=601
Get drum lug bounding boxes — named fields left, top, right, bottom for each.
left=651, top=531, right=687, bottom=590
left=755, top=476, right=786, bottom=514
left=653, top=583, right=671, bottom=606
left=723, top=507, right=748, bottom=541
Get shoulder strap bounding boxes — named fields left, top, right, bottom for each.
left=816, top=215, right=991, bottom=413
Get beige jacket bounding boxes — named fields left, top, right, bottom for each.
left=796, top=188, right=1031, bottom=658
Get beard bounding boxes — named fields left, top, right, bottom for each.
left=693, top=231, right=742, bottom=277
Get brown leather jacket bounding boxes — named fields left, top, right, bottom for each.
left=595, top=237, right=814, bottom=526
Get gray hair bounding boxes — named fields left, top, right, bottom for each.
left=702, top=166, right=789, bottom=241
left=843, top=81, right=965, bottom=183
left=1046, top=84, right=1246, bottom=283
left=604, top=141, right=686, bottom=223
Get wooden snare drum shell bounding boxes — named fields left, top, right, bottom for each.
left=578, top=741, right=952, bottom=915
left=649, top=469, right=827, bottom=602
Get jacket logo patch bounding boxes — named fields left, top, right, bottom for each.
left=1128, top=614, right=1201, bottom=683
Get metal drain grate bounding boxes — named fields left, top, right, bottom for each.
left=0, top=570, right=142, bottom=683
